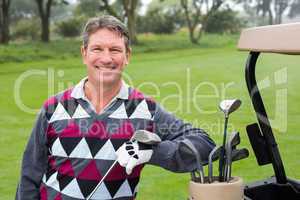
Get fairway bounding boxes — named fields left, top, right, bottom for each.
left=0, top=33, right=299, bottom=199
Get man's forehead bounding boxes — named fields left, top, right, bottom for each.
left=87, top=28, right=125, bottom=48
left=90, top=28, right=124, bottom=40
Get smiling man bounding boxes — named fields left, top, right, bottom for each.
left=16, top=15, right=215, bottom=200
left=81, top=26, right=130, bottom=114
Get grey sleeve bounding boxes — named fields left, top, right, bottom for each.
left=148, top=103, right=216, bottom=172
left=15, top=108, right=48, bottom=200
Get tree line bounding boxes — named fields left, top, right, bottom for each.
left=0, top=0, right=300, bottom=45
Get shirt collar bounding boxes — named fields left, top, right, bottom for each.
left=71, top=77, right=129, bottom=100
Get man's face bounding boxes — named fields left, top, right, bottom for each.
left=81, top=28, right=130, bottom=88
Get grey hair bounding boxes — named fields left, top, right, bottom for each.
left=82, top=15, right=130, bottom=52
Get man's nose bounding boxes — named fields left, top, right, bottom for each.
left=99, top=49, right=113, bottom=65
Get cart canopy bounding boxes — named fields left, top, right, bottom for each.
left=238, top=23, right=300, bottom=55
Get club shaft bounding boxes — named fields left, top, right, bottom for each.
left=86, top=160, right=118, bottom=200
left=226, top=165, right=231, bottom=182
left=219, top=116, right=228, bottom=182
left=191, top=172, right=195, bottom=181
left=200, top=171, right=204, bottom=183
left=208, top=158, right=213, bottom=183
left=208, top=150, right=216, bottom=183
left=225, top=142, right=232, bottom=182
left=226, top=154, right=232, bottom=182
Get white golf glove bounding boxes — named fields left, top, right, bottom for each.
left=116, top=140, right=154, bottom=175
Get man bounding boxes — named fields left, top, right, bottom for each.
left=16, top=15, right=215, bottom=200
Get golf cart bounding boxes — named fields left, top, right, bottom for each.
left=238, top=23, right=300, bottom=199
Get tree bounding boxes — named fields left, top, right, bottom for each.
left=35, top=0, right=68, bottom=42
left=274, top=0, right=289, bottom=24
left=74, top=0, right=101, bottom=17
left=180, top=0, right=224, bottom=44
left=10, top=0, right=38, bottom=22
left=123, top=0, right=139, bottom=44
left=256, top=0, right=273, bottom=24
left=100, top=0, right=140, bottom=44
left=256, top=0, right=288, bottom=24
left=35, top=0, right=54, bottom=42
left=10, top=0, right=70, bottom=22
left=237, top=0, right=298, bottom=25
left=205, top=8, right=245, bottom=34
left=0, top=0, right=11, bottom=44
left=35, top=0, right=53, bottom=42
left=288, top=0, right=300, bottom=18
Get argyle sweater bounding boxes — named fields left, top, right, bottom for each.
left=16, top=86, right=215, bottom=200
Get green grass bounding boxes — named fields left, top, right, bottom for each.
left=0, top=31, right=299, bottom=199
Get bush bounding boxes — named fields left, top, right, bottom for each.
left=11, top=17, right=40, bottom=40
left=205, top=8, right=245, bottom=34
left=55, top=17, right=85, bottom=38
left=137, top=7, right=185, bottom=34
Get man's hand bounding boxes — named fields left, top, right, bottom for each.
left=116, top=140, right=154, bottom=175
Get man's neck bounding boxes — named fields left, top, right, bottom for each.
left=84, top=80, right=122, bottom=114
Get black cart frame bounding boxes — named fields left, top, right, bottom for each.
left=238, top=24, right=300, bottom=200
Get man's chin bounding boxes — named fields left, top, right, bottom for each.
left=91, top=77, right=121, bottom=87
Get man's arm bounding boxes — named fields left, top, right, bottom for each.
left=149, top=103, right=216, bottom=172
left=16, top=108, right=48, bottom=200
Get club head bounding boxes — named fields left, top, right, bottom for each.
left=232, top=148, right=249, bottom=162
left=229, top=132, right=240, bottom=148
left=219, top=99, right=242, bottom=117
left=209, top=146, right=222, bottom=162
left=133, top=130, right=161, bottom=145
left=179, top=139, right=204, bottom=183
left=179, top=139, right=203, bottom=166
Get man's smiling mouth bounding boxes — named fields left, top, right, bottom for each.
left=94, top=65, right=117, bottom=70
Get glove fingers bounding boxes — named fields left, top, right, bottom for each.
left=126, top=157, right=138, bottom=175
left=118, top=154, right=129, bottom=167
left=116, top=145, right=130, bottom=167
left=137, top=150, right=153, bottom=164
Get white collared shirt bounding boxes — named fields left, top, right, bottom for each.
left=71, top=77, right=129, bottom=114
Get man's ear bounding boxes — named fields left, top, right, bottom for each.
left=125, top=47, right=132, bottom=65
left=81, top=46, right=87, bottom=64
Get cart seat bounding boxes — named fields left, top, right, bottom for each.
left=237, top=23, right=300, bottom=54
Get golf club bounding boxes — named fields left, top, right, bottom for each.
left=208, top=146, right=221, bottom=183
left=218, top=99, right=242, bottom=182
left=179, top=139, right=205, bottom=183
left=229, top=131, right=240, bottom=148
left=226, top=148, right=249, bottom=181
left=86, top=130, right=161, bottom=200
left=231, top=148, right=249, bottom=162
left=224, top=132, right=240, bottom=182
left=219, top=99, right=242, bottom=118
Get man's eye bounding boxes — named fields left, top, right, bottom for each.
left=111, top=48, right=122, bottom=53
left=92, top=48, right=102, bottom=52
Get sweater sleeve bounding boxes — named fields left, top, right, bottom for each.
left=15, top=108, right=48, bottom=200
left=148, top=103, right=216, bottom=172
